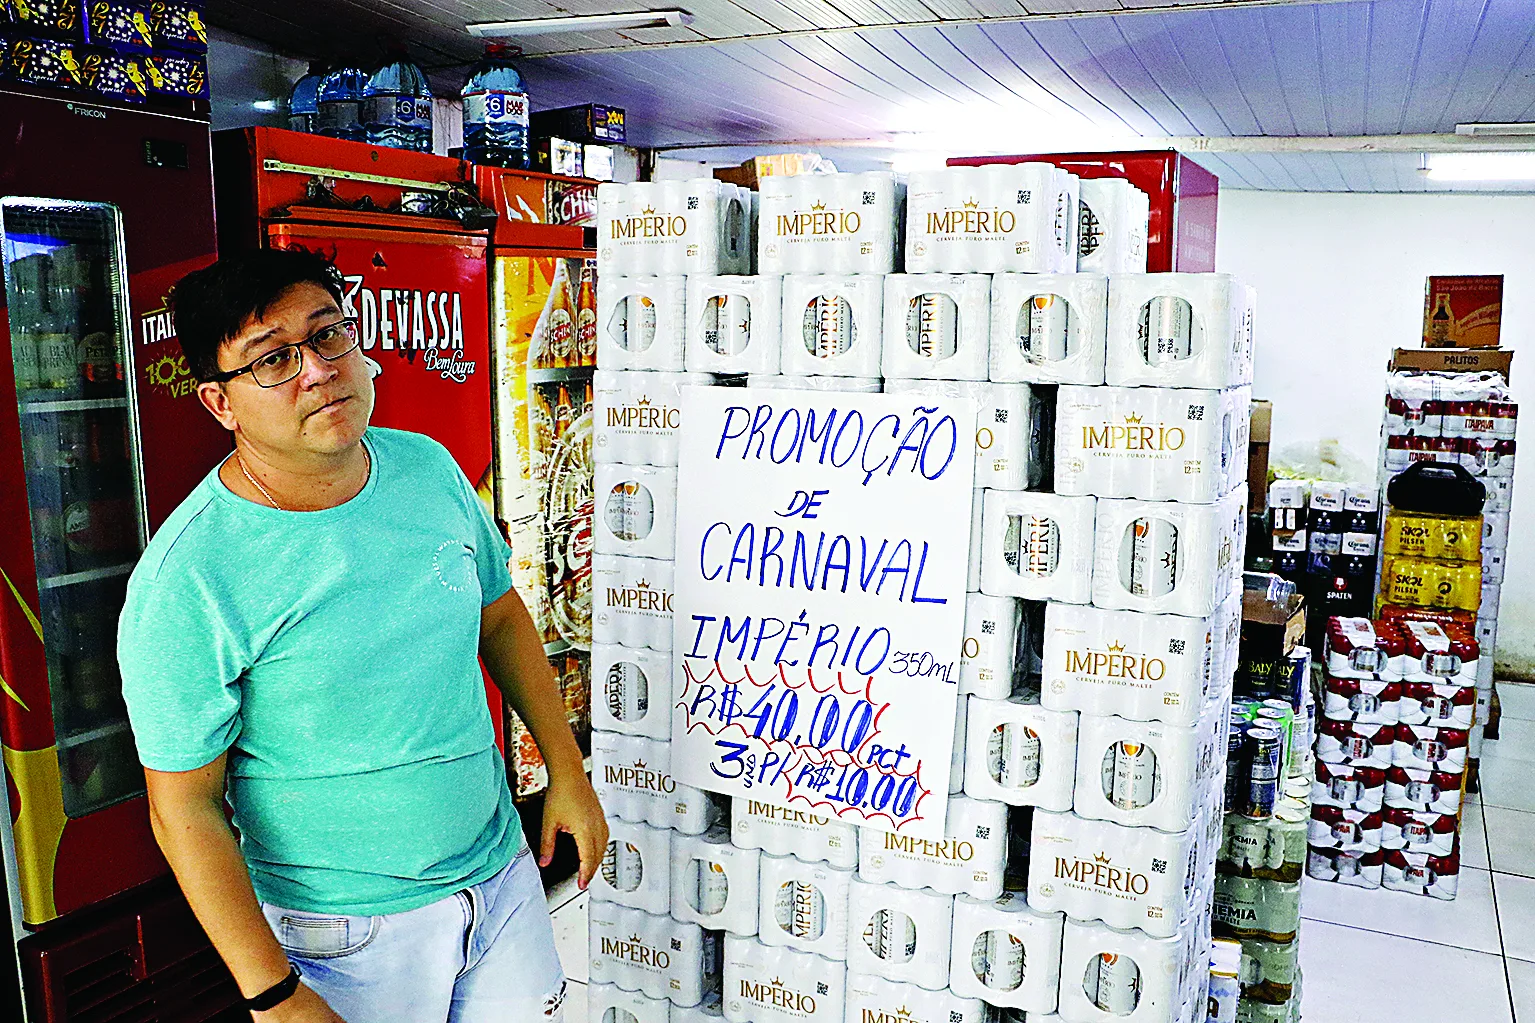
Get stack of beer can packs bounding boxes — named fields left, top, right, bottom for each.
left=585, top=168, right=1262, bottom=1023
left=1215, top=624, right=1315, bottom=1023
left=1267, top=480, right=1381, bottom=651
left=1307, top=613, right=1481, bottom=899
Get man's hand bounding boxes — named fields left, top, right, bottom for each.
left=253, top=983, right=348, bottom=1022
left=540, top=769, right=609, bottom=888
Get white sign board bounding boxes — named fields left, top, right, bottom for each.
left=671, top=386, right=974, bottom=838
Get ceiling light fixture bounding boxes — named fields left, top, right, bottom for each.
left=1455, top=122, right=1535, bottom=137
left=467, top=9, right=692, bottom=37
left=1425, top=152, right=1535, bottom=181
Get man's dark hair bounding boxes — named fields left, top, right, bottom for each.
left=169, top=248, right=347, bottom=382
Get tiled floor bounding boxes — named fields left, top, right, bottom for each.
left=544, top=682, right=1535, bottom=1021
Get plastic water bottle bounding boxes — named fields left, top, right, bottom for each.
left=286, top=61, right=326, bottom=133
left=362, top=49, right=433, bottom=152
left=460, top=43, right=530, bottom=168
left=315, top=64, right=366, bottom=142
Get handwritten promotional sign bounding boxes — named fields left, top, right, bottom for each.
left=671, top=386, right=975, bottom=837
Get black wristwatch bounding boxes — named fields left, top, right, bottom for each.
left=245, top=965, right=302, bottom=1012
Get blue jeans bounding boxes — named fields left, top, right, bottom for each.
left=260, top=846, right=567, bottom=1022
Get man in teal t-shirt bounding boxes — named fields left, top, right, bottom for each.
left=118, top=249, right=605, bottom=1023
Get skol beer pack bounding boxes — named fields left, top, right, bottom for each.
left=1077, top=178, right=1151, bottom=275
left=857, top=793, right=1009, bottom=901
left=598, top=178, right=752, bottom=276
left=672, top=826, right=761, bottom=936
left=991, top=272, right=1110, bottom=385
left=885, top=378, right=1042, bottom=490
left=731, top=796, right=859, bottom=870
left=590, top=900, right=716, bottom=1006
left=979, top=491, right=1097, bottom=604
left=591, top=641, right=672, bottom=739
left=1040, top=599, right=1239, bottom=727
left=722, top=933, right=845, bottom=1022
left=592, top=818, right=673, bottom=914
left=592, top=731, right=718, bottom=834
left=881, top=273, right=992, bottom=381
left=757, top=171, right=902, bottom=274
left=1105, top=273, right=1254, bottom=390
left=756, top=852, right=853, bottom=960
left=906, top=163, right=1079, bottom=274
left=684, top=274, right=783, bottom=375
left=595, top=462, right=678, bottom=561
left=846, top=877, right=955, bottom=990
left=596, top=275, right=687, bottom=372
left=948, top=891, right=1066, bottom=1012
left=1028, top=809, right=1206, bottom=939
left=778, top=272, right=885, bottom=377
left=1089, top=489, right=1248, bottom=619
left=1054, top=384, right=1252, bottom=504
left=962, top=695, right=1080, bottom=811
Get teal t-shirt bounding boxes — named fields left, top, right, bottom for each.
left=118, top=427, right=523, bottom=916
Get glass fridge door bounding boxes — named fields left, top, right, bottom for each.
left=2, top=198, right=148, bottom=817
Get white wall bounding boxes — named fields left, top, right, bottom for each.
left=1216, top=189, right=1535, bottom=678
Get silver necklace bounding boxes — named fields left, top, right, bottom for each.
left=234, top=446, right=371, bottom=512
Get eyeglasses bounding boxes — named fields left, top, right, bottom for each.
left=207, top=319, right=362, bottom=388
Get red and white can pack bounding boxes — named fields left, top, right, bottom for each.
left=1312, top=761, right=1386, bottom=813
left=1400, top=620, right=1479, bottom=685
left=1381, top=808, right=1459, bottom=856
left=1322, top=675, right=1402, bottom=725
left=1308, top=805, right=1384, bottom=853
left=1307, top=845, right=1384, bottom=889
left=1398, top=682, right=1476, bottom=729
left=1384, top=765, right=1466, bottom=815
left=1316, top=717, right=1395, bottom=769
left=1383, top=849, right=1460, bottom=900
left=1326, top=618, right=1402, bottom=681
left=1392, top=724, right=1470, bottom=774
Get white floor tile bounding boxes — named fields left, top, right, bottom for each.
left=1485, top=805, right=1535, bottom=877
left=1486, top=719, right=1535, bottom=762
left=1478, top=753, right=1535, bottom=812
left=1298, top=920, right=1512, bottom=1023
left=551, top=889, right=589, bottom=983
left=561, top=980, right=587, bottom=1022
left=1494, top=872, right=1535, bottom=963
left=1508, top=958, right=1535, bottom=1022
left=1497, top=682, right=1535, bottom=723
left=1462, top=800, right=1490, bottom=871
left=1300, top=863, right=1502, bottom=954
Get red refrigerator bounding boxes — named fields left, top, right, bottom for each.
left=0, top=84, right=240, bottom=1019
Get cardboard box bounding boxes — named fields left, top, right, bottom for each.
left=1424, top=275, right=1503, bottom=348
left=531, top=103, right=626, bottom=144
left=1238, top=585, right=1306, bottom=699
left=1390, top=347, right=1513, bottom=378
left=1248, top=399, right=1272, bottom=513
left=712, top=153, right=826, bottom=189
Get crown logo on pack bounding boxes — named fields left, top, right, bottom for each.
left=637, top=395, right=652, bottom=407
left=963, top=197, right=979, bottom=209
left=811, top=200, right=826, bottom=211
left=641, top=206, right=656, bottom=215
left=1093, top=852, right=1112, bottom=865
left=897, top=1009, right=913, bottom=1019
left=1108, top=641, right=1125, bottom=653
left=770, top=977, right=784, bottom=987
left=636, top=578, right=650, bottom=589
left=633, top=759, right=647, bottom=770
left=1125, top=413, right=1143, bottom=424
left=630, top=933, right=643, bottom=942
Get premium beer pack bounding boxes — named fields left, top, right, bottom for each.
left=1089, top=489, right=1248, bottom=618
left=591, top=554, right=675, bottom=650
left=906, top=164, right=1079, bottom=274
left=671, top=826, right=761, bottom=935
left=1071, top=700, right=1228, bottom=833
left=1077, top=178, right=1151, bottom=275
left=777, top=273, right=885, bottom=377
left=959, top=592, right=1024, bottom=699
left=595, top=462, right=679, bottom=560
left=948, top=891, right=1066, bottom=1012
left=593, top=818, right=673, bottom=914
left=978, top=491, right=1098, bottom=603
left=881, top=273, right=992, bottom=381
left=722, top=933, right=846, bottom=1022
left=593, top=369, right=716, bottom=466
left=962, top=695, right=1080, bottom=810
left=845, top=973, right=991, bottom=1023
left=683, top=274, right=783, bottom=374
left=1105, top=273, right=1254, bottom=390
left=591, top=641, right=672, bottom=739
left=756, top=853, right=854, bottom=960
left=1056, top=913, right=1208, bottom=1023
left=990, top=272, right=1110, bottom=385
left=885, top=378, right=1043, bottom=489
left=845, top=878, right=956, bottom=989
left=597, top=178, right=753, bottom=276
left=589, top=900, right=718, bottom=1006
left=596, top=275, right=687, bottom=371
left=857, top=793, right=1009, bottom=900
left=756, top=171, right=903, bottom=275
left=730, top=796, right=860, bottom=870
left=592, top=731, right=719, bottom=834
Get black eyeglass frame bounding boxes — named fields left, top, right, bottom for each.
left=204, top=318, right=362, bottom=387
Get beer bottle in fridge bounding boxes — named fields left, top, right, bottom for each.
left=546, top=259, right=576, bottom=369
left=575, top=262, right=597, bottom=367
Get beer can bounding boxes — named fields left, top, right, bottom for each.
left=907, top=293, right=958, bottom=360
left=1141, top=295, right=1193, bottom=364
left=706, top=293, right=752, bottom=356
left=790, top=881, right=825, bottom=939
left=626, top=294, right=657, bottom=352
left=804, top=294, right=855, bottom=358
left=869, top=908, right=917, bottom=963
left=1021, top=515, right=1060, bottom=577
left=604, top=479, right=655, bottom=543
left=1093, top=951, right=1140, bottom=1013
left=1126, top=517, right=1179, bottom=597
left=1228, top=814, right=1270, bottom=875
left=604, top=659, right=649, bottom=724
left=1023, top=292, right=1071, bottom=364
left=987, top=723, right=1007, bottom=783
left=985, top=930, right=1025, bottom=991
left=1111, top=740, right=1158, bottom=810
left=1000, top=723, right=1042, bottom=789
left=601, top=840, right=620, bottom=888
left=1225, top=724, right=1250, bottom=811
left=1244, top=727, right=1283, bottom=819
left=696, top=859, right=729, bottom=916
